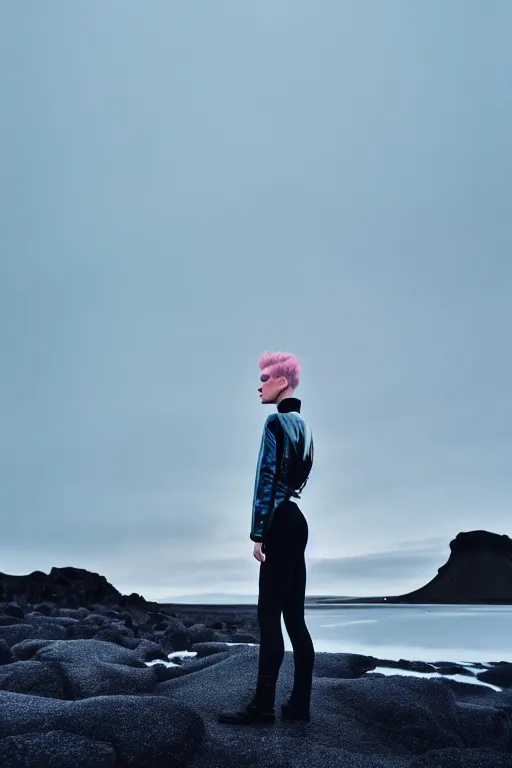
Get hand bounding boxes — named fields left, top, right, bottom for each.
left=253, top=542, right=266, bottom=563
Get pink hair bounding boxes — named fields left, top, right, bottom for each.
left=258, top=350, right=301, bottom=390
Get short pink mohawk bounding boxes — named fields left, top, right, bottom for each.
left=258, top=350, right=301, bottom=390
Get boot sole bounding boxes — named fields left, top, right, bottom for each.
left=281, top=702, right=310, bottom=722
left=219, top=709, right=275, bottom=725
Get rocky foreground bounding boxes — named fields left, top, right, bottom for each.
left=2, top=568, right=512, bottom=767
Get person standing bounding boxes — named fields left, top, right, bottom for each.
left=219, top=350, right=315, bottom=726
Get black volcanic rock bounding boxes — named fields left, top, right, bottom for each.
left=388, top=530, right=512, bottom=603
left=0, top=568, right=122, bottom=609
left=1, top=562, right=512, bottom=765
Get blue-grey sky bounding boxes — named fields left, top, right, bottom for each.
left=1, top=1, right=511, bottom=602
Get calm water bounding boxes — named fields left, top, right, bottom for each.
left=293, top=604, right=512, bottom=663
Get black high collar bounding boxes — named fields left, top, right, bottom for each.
left=277, top=397, right=301, bottom=414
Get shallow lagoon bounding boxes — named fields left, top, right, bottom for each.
left=295, top=603, right=512, bottom=663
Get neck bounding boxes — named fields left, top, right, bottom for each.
left=277, top=396, right=301, bottom=414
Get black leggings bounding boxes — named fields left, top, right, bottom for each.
left=257, top=500, right=315, bottom=685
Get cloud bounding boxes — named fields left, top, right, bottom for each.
left=308, top=537, right=447, bottom=583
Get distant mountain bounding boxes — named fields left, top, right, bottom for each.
left=156, top=593, right=349, bottom=605
left=386, top=530, right=512, bottom=604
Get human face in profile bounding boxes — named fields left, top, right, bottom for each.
left=258, top=373, right=287, bottom=404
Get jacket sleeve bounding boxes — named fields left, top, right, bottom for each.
left=250, top=415, right=280, bottom=543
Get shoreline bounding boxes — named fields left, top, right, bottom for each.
left=157, top=599, right=512, bottom=614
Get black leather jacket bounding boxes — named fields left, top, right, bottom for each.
left=250, top=397, right=313, bottom=543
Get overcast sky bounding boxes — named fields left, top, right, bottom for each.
left=1, top=1, right=511, bottom=602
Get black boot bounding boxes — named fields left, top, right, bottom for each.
left=281, top=701, right=310, bottom=722
left=218, top=674, right=277, bottom=725
left=282, top=665, right=313, bottom=721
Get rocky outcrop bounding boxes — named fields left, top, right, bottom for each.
left=0, top=565, right=184, bottom=613
left=388, top=530, right=512, bottom=603
left=0, top=567, right=125, bottom=609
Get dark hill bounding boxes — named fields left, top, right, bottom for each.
left=0, top=566, right=161, bottom=611
left=386, top=530, right=512, bottom=604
